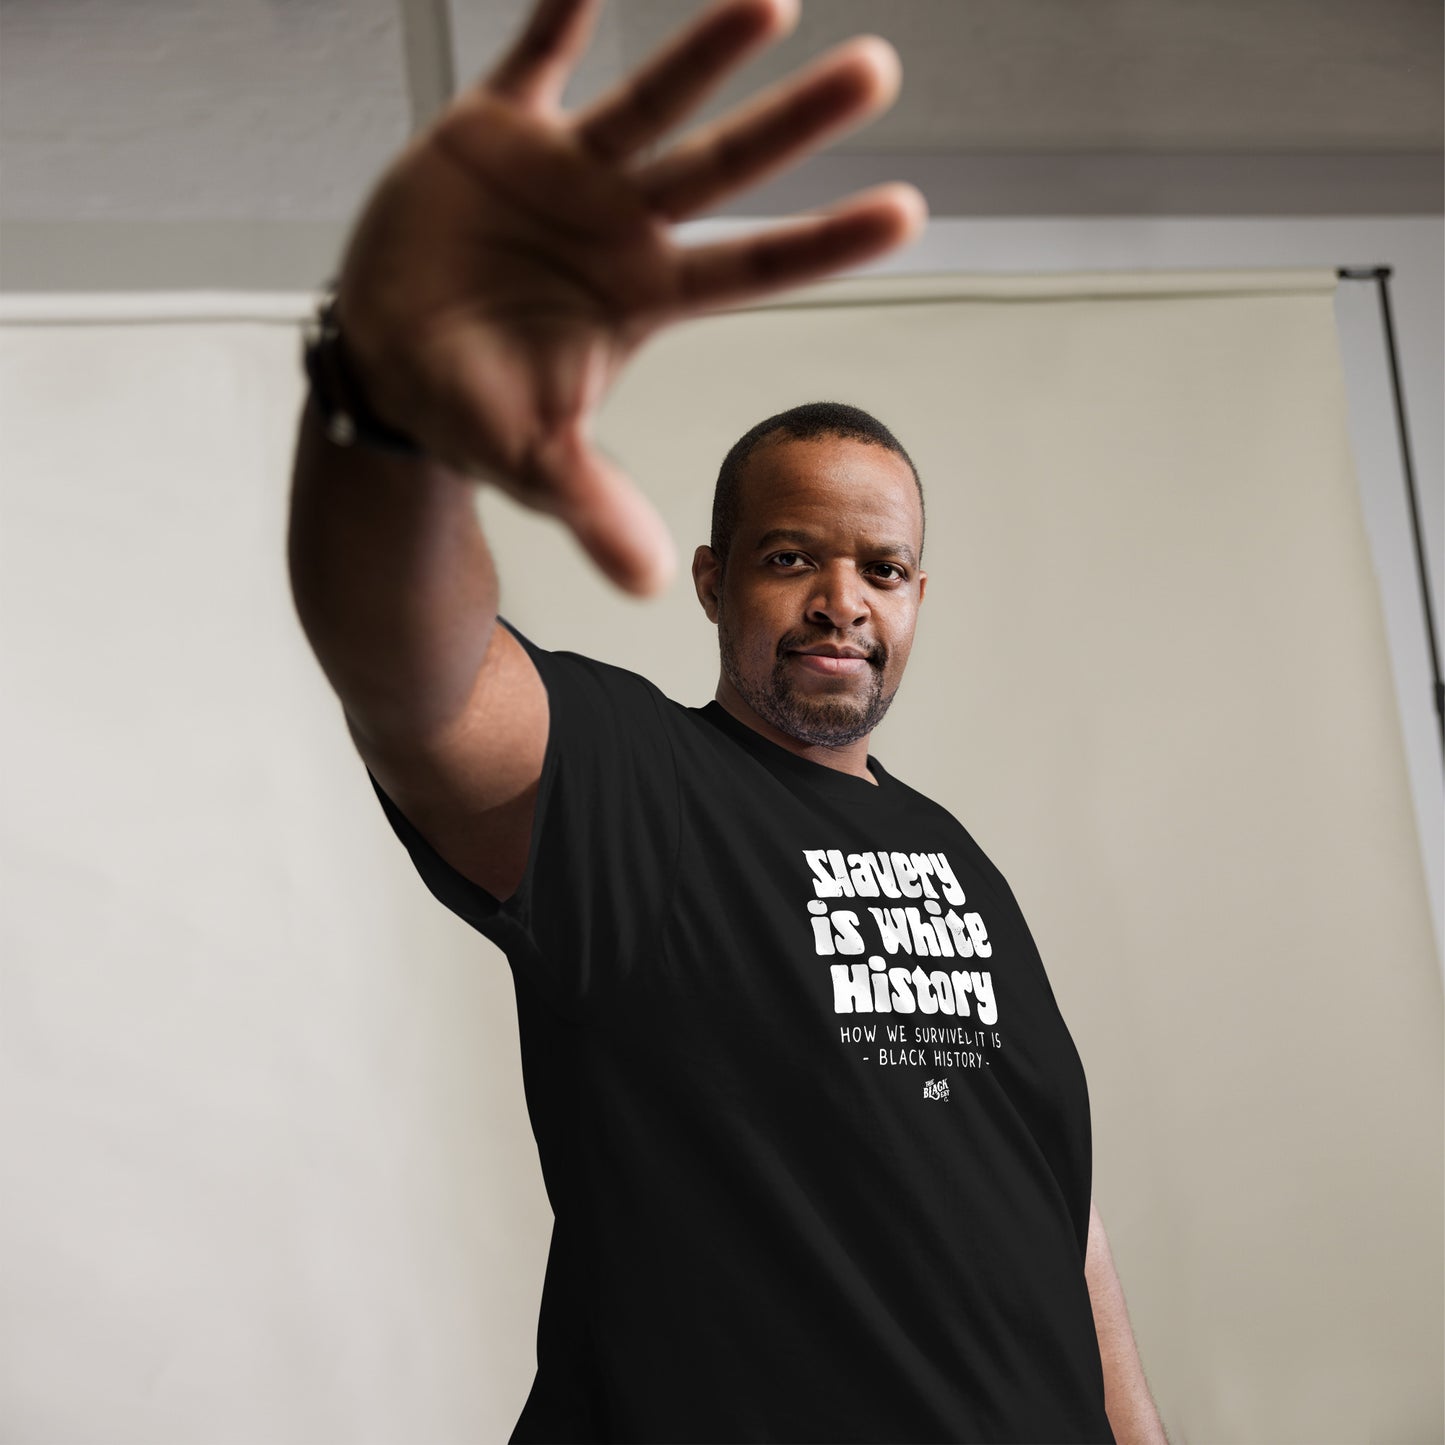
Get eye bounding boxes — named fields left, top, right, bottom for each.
left=767, top=552, right=907, bottom=582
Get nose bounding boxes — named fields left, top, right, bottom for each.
left=804, top=561, right=869, bottom=632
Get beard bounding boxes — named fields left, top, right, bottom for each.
left=718, top=605, right=898, bottom=748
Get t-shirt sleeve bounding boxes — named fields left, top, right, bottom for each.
left=362, top=615, right=681, bottom=1014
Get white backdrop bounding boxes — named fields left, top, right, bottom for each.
left=2, top=270, right=1440, bottom=1443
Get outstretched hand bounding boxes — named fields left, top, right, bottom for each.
left=332, top=0, right=927, bottom=595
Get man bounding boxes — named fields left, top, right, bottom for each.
left=287, top=0, right=1167, bottom=1440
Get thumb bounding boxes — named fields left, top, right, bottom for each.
left=529, top=424, right=677, bottom=598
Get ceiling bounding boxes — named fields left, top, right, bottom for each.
left=453, top=0, right=1444, bottom=152
left=1, top=0, right=1439, bottom=289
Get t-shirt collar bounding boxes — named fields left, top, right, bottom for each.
left=696, top=700, right=898, bottom=805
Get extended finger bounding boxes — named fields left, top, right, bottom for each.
left=632, top=35, right=901, bottom=222
left=525, top=425, right=679, bottom=596
left=572, top=0, right=797, bottom=164
left=481, top=0, right=602, bottom=112
left=670, top=182, right=927, bottom=316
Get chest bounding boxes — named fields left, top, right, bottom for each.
left=601, top=777, right=1084, bottom=1127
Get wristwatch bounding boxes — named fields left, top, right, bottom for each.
left=301, top=283, right=425, bottom=458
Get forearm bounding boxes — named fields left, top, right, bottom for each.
left=1085, top=1202, right=1168, bottom=1445
left=286, top=393, right=500, bottom=745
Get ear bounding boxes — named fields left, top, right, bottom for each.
left=692, top=544, right=723, bottom=623
left=917, top=570, right=927, bottom=604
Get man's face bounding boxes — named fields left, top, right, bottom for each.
left=693, top=432, right=927, bottom=748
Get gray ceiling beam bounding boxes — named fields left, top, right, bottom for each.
left=398, top=0, right=458, bottom=134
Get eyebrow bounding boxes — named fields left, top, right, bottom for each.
left=752, top=528, right=918, bottom=570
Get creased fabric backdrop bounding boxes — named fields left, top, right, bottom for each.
left=2, top=270, right=1439, bottom=1443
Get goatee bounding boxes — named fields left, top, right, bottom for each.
left=718, top=610, right=897, bottom=747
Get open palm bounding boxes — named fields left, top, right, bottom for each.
left=333, top=0, right=927, bottom=595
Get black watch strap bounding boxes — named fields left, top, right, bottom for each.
left=302, top=287, right=425, bottom=458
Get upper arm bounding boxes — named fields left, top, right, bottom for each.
left=354, top=617, right=682, bottom=1010
left=1085, top=1196, right=1114, bottom=1296
left=1084, top=1197, right=1133, bottom=1357
left=345, top=620, right=548, bottom=903
left=1084, top=1197, right=1168, bottom=1437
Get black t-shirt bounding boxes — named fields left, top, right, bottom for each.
left=365, top=617, right=1115, bottom=1445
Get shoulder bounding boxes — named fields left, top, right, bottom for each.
left=500, top=616, right=677, bottom=716
left=879, top=763, right=1020, bottom=901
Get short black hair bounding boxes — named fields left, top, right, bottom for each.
left=709, top=401, right=925, bottom=570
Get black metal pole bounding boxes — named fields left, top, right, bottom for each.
left=1337, top=264, right=1444, bottom=771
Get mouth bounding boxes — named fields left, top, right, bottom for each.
left=787, top=649, right=872, bottom=676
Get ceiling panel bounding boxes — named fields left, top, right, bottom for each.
left=0, top=0, right=1438, bottom=264
left=0, top=0, right=412, bottom=223
left=453, top=0, right=1444, bottom=153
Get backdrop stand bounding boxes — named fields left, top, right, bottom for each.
left=1338, top=264, right=1442, bottom=768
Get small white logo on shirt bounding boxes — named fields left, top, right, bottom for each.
left=922, top=1078, right=949, bottom=1101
